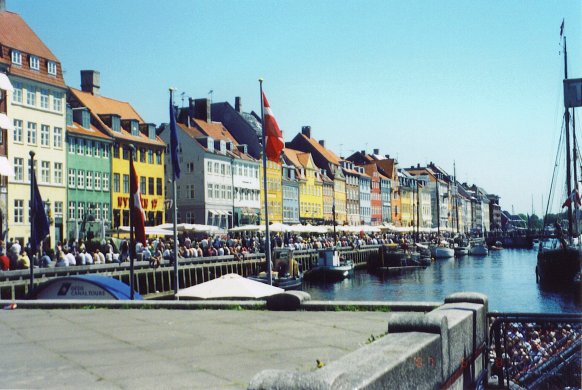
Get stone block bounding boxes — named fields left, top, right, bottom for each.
left=266, top=291, right=311, bottom=311
left=249, top=332, right=442, bottom=390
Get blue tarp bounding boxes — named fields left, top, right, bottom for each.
left=28, top=275, right=143, bottom=300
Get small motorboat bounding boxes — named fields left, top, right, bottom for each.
left=432, top=240, right=454, bottom=259
left=304, top=248, right=354, bottom=282
left=468, top=242, right=488, bottom=256
left=248, top=248, right=302, bottom=290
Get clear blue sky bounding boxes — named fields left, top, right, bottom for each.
left=9, top=0, right=582, bottom=215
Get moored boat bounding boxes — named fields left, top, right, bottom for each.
left=468, top=242, right=488, bottom=256
left=304, top=248, right=354, bottom=282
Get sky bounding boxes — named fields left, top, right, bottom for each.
left=8, top=0, right=582, bottom=216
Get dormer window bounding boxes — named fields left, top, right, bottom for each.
left=220, top=140, right=226, bottom=153
left=131, top=120, right=139, bottom=136
left=11, top=50, right=21, bottom=65
left=47, top=61, right=57, bottom=76
left=148, top=124, right=156, bottom=140
left=29, top=55, right=39, bottom=70
left=111, top=116, right=120, bottom=132
left=66, top=105, right=73, bottom=126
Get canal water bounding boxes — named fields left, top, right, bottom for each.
left=303, top=249, right=581, bottom=313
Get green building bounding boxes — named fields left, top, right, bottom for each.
left=65, top=104, right=112, bottom=240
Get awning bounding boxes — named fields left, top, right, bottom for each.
left=0, top=156, right=14, bottom=177
left=0, top=73, right=13, bottom=92
left=209, top=210, right=218, bottom=216
left=0, top=113, right=13, bottom=131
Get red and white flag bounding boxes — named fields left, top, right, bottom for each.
left=262, top=91, right=284, bottom=163
left=130, top=159, right=146, bottom=245
left=562, top=188, right=582, bottom=208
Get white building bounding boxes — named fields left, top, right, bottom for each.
left=1, top=10, right=67, bottom=246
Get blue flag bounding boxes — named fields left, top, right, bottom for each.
left=30, top=170, right=49, bottom=251
left=169, top=96, right=181, bottom=180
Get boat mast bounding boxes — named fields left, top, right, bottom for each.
left=563, top=36, right=574, bottom=239
left=436, top=176, right=440, bottom=237
left=454, top=162, right=460, bottom=234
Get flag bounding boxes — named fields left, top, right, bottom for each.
left=169, top=95, right=181, bottom=179
left=130, top=159, right=146, bottom=245
left=262, top=91, right=284, bottom=163
left=560, top=19, right=565, bottom=37
left=30, top=169, right=49, bottom=251
left=561, top=189, right=581, bottom=208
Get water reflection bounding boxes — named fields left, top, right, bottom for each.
left=303, top=249, right=581, bottom=313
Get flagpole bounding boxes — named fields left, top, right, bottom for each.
left=259, top=78, right=273, bottom=285
left=128, top=144, right=135, bottom=300
left=29, top=150, right=35, bottom=292
left=170, top=88, right=179, bottom=297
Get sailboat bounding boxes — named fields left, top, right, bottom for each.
left=537, top=28, right=582, bottom=284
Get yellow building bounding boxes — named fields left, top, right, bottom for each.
left=260, top=159, right=282, bottom=224
left=68, top=73, right=165, bottom=228
left=284, top=149, right=324, bottom=224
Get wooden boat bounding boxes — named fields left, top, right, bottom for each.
left=537, top=31, right=582, bottom=284
left=304, top=248, right=354, bottom=282
left=247, top=248, right=302, bottom=290
left=247, top=273, right=302, bottom=290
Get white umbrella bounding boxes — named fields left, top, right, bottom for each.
left=175, top=273, right=284, bottom=299
left=117, top=226, right=173, bottom=236
left=229, top=224, right=261, bottom=232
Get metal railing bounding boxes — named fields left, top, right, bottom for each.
left=488, top=313, right=581, bottom=389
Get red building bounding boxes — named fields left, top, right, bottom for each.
left=364, top=164, right=382, bottom=225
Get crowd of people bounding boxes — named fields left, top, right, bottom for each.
left=0, top=230, right=444, bottom=272
left=489, top=320, right=581, bottom=385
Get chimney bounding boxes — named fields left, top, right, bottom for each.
left=187, top=98, right=195, bottom=126
left=417, top=163, right=420, bottom=168
left=385, top=154, right=390, bottom=159
left=235, top=96, right=242, bottom=113
left=0, top=0, right=6, bottom=12
left=194, top=98, right=211, bottom=122
left=80, top=70, right=100, bottom=96
left=301, top=126, right=311, bottom=138
left=360, top=150, right=365, bottom=155
left=373, top=148, right=379, bottom=155
left=319, top=140, right=325, bottom=148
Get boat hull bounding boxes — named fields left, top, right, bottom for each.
left=434, top=247, right=454, bottom=258
left=304, top=263, right=354, bottom=282
left=469, top=246, right=488, bottom=256
left=247, top=275, right=303, bottom=291
left=537, top=247, right=582, bottom=284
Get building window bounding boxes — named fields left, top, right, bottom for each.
left=157, top=178, right=162, bottom=195
left=27, top=122, right=36, bottom=144
left=187, top=162, right=194, bottom=173
left=29, top=55, right=40, bottom=70
left=54, top=201, right=63, bottom=217
left=123, top=174, right=129, bottom=193
left=68, top=169, right=75, bottom=188
left=78, top=202, right=85, bottom=220
left=77, top=170, right=84, bottom=189
left=131, top=121, right=139, bottom=136
left=40, top=124, right=50, bottom=146
left=103, top=173, right=110, bottom=191
left=86, top=140, right=92, bottom=157
left=113, top=173, right=120, bottom=192
left=103, top=144, right=109, bottom=158
left=12, top=82, right=22, bottom=103
left=95, top=172, right=102, bottom=190
left=13, top=119, right=22, bottom=143
left=52, top=92, right=62, bottom=112
left=122, top=147, right=129, bottom=160
left=13, top=158, right=23, bottom=181
left=53, top=127, right=62, bottom=148
left=77, top=139, right=84, bottom=155
left=86, top=171, right=93, bottom=190
left=156, top=151, right=162, bottom=164
left=14, top=200, right=23, bottom=223
left=94, top=142, right=101, bottom=158
left=140, top=176, right=146, bottom=194
left=148, top=150, right=153, bottom=164
left=68, top=137, right=75, bottom=153
left=214, top=184, right=220, bottom=199
left=102, top=204, right=109, bottom=221
left=139, top=148, right=146, bottom=163
left=48, top=61, right=57, bottom=75
left=207, top=184, right=212, bottom=199
left=113, top=145, right=119, bottom=158
left=148, top=177, right=154, bottom=195
left=68, top=201, right=76, bottom=220
left=207, top=161, right=212, bottom=173
left=40, top=89, right=49, bottom=109
left=54, top=162, right=62, bottom=184
left=26, top=86, right=36, bottom=106
left=11, top=50, right=21, bottom=65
